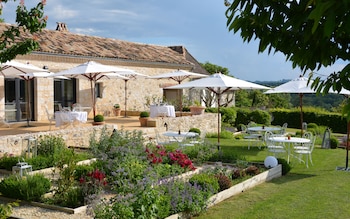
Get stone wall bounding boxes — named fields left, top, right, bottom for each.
left=152, top=113, right=219, bottom=138
left=0, top=124, right=117, bottom=157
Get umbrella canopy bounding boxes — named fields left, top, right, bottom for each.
left=265, top=76, right=350, bottom=134
left=0, top=61, right=47, bottom=77
left=0, top=61, right=49, bottom=126
left=167, top=73, right=270, bottom=148
left=53, top=61, right=129, bottom=117
left=104, top=71, right=148, bottom=117
left=149, top=69, right=208, bottom=84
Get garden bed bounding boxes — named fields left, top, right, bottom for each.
left=0, top=164, right=281, bottom=216
left=165, top=164, right=282, bottom=219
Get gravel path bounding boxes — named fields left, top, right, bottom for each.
left=10, top=204, right=93, bottom=219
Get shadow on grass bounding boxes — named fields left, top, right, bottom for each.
left=270, top=172, right=317, bottom=185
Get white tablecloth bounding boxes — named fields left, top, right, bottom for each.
left=150, top=105, right=175, bottom=118
left=55, top=111, right=88, bottom=127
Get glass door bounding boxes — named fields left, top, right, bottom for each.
left=54, top=78, right=76, bottom=111
left=4, top=78, right=32, bottom=122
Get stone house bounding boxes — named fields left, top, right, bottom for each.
left=0, top=23, right=209, bottom=122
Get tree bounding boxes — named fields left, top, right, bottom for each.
left=0, top=0, right=47, bottom=63
left=201, top=62, right=229, bottom=75
left=225, top=0, right=350, bottom=93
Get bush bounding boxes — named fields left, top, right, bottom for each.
left=139, top=111, right=150, bottom=117
left=215, top=173, right=233, bottom=191
left=37, top=135, right=66, bottom=156
left=277, top=158, right=291, bottom=175
left=189, top=127, right=201, bottom=135
left=330, top=135, right=339, bottom=149
left=189, top=173, right=220, bottom=193
left=244, top=165, right=260, bottom=175
left=0, top=154, right=19, bottom=171
left=0, top=174, right=51, bottom=201
left=73, top=164, right=95, bottom=181
left=93, top=114, right=104, bottom=122
left=26, top=155, right=52, bottom=170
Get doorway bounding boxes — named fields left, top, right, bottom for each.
left=4, top=78, right=33, bottom=122
left=54, top=78, right=76, bottom=111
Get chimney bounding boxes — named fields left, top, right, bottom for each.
left=56, top=22, right=68, bottom=32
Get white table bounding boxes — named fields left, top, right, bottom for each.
left=163, top=131, right=199, bottom=145
left=247, top=126, right=281, bottom=132
left=150, top=105, right=175, bottom=118
left=55, top=111, right=88, bottom=127
left=268, top=136, right=311, bottom=163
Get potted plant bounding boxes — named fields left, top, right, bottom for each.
left=139, top=111, right=150, bottom=127
left=189, top=100, right=206, bottom=115
left=113, top=104, right=121, bottom=116
left=92, top=114, right=105, bottom=126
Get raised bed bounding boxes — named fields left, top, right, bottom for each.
left=0, top=163, right=281, bottom=217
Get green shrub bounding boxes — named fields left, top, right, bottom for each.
left=0, top=174, right=51, bottom=201
left=73, top=164, right=95, bottom=181
left=189, top=127, right=201, bottom=135
left=26, top=155, right=52, bottom=170
left=139, top=111, right=150, bottom=117
left=37, top=135, right=66, bottom=156
left=93, top=114, right=104, bottom=122
left=0, top=154, right=20, bottom=171
left=189, top=173, right=220, bottom=193
left=330, top=135, right=339, bottom=149
left=277, top=158, right=291, bottom=175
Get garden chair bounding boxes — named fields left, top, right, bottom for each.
left=241, top=124, right=263, bottom=149
left=293, top=135, right=316, bottom=168
left=45, top=106, right=55, bottom=131
left=265, top=131, right=286, bottom=158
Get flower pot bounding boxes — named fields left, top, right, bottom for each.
left=139, top=117, right=149, bottom=127
left=189, top=106, right=206, bottom=115
left=92, top=121, right=105, bottom=126
left=113, top=108, right=121, bottom=116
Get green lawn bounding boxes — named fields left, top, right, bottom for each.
left=195, top=137, right=350, bottom=219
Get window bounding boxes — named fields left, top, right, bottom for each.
left=96, top=82, right=103, bottom=98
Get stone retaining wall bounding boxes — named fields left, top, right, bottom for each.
left=0, top=124, right=117, bottom=156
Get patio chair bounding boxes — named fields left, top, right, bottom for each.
left=0, top=116, right=10, bottom=128
left=293, top=135, right=316, bottom=168
left=241, top=124, right=263, bottom=149
left=265, top=131, right=286, bottom=158
left=45, top=106, right=55, bottom=131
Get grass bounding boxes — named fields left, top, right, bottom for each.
left=194, top=136, right=350, bottom=219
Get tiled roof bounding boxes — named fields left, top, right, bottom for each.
left=0, top=23, right=193, bottom=66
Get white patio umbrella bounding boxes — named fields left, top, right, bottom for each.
left=167, top=73, right=270, bottom=149
left=265, top=76, right=350, bottom=134
left=53, top=61, right=129, bottom=117
left=149, top=69, right=208, bottom=84
left=149, top=70, right=208, bottom=114
left=104, top=71, right=148, bottom=117
left=0, top=61, right=49, bottom=126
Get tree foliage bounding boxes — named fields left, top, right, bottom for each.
left=0, top=0, right=47, bottom=63
left=225, top=0, right=350, bottom=94
left=201, top=62, right=229, bottom=75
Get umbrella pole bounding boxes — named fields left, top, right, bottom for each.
left=26, top=80, right=31, bottom=127
left=91, top=80, right=96, bottom=117
left=217, top=93, right=221, bottom=151
left=124, top=79, right=128, bottom=118
left=300, top=93, right=304, bottom=136
left=346, top=122, right=349, bottom=169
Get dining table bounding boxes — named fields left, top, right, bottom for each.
left=54, top=111, right=88, bottom=127
left=268, top=136, right=311, bottom=163
left=150, top=105, right=176, bottom=118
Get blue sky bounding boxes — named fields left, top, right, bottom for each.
left=1, top=0, right=346, bottom=82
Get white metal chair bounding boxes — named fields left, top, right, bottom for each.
left=265, top=131, right=286, bottom=157
left=241, top=124, right=263, bottom=149
left=293, top=135, right=316, bottom=168
left=0, top=116, right=10, bottom=128
left=44, top=106, right=56, bottom=130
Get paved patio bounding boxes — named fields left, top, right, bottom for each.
left=0, top=116, right=150, bottom=136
